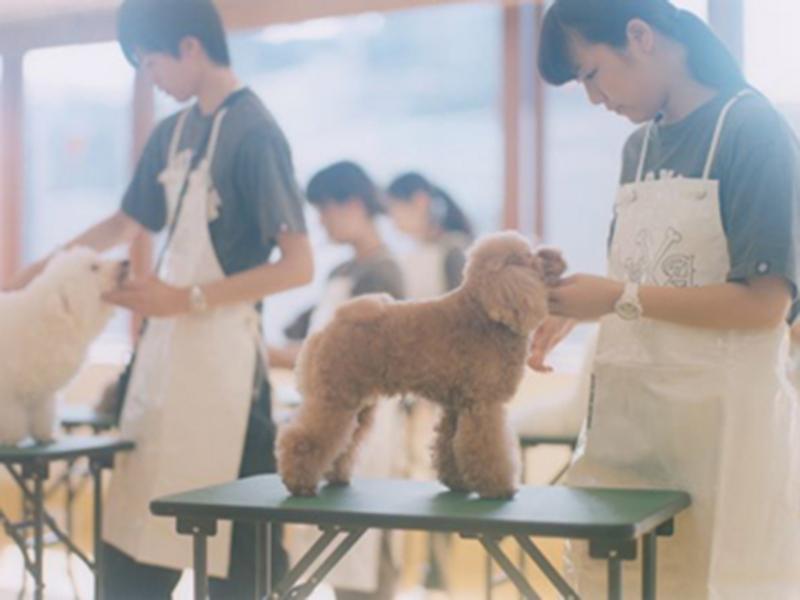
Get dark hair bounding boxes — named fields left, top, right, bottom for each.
left=387, top=172, right=473, bottom=238
left=538, top=0, right=746, bottom=93
left=118, top=0, right=231, bottom=68
left=307, top=161, right=385, bottom=217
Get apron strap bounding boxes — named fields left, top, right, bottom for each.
left=702, top=89, right=753, bottom=179
left=202, top=108, right=229, bottom=167
left=167, top=109, right=191, bottom=164
left=635, top=122, right=654, bottom=183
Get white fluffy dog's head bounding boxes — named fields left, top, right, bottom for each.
left=33, top=247, right=128, bottom=339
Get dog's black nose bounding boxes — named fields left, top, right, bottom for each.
left=118, top=260, right=131, bottom=283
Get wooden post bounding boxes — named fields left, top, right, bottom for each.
left=503, top=2, right=546, bottom=241
left=1, top=52, right=24, bottom=285
left=503, top=6, right=521, bottom=231
left=708, top=0, right=744, bottom=64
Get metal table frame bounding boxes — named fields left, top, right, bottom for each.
left=486, top=434, right=579, bottom=600
left=0, top=436, right=134, bottom=600
left=152, top=475, right=689, bottom=600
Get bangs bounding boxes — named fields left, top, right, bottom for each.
left=538, top=7, right=578, bottom=85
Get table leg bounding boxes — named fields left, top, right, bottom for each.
left=642, top=533, right=657, bottom=600
left=607, top=552, right=622, bottom=600
left=177, top=518, right=217, bottom=600
left=32, top=472, right=44, bottom=600
left=255, top=522, right=270, bottom=600
left=194, top=532, right=208, bottom=600
left=91, top=461, right=104, bottom=600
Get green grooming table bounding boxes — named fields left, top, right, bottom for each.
left=60, top=406, right=117, bottom=434
left=151, top=475, right=689, bottom=600
left=0, top=436, right=134, bottom=600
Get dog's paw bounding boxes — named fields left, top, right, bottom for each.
left=438, top=475, right=471, bottom=494
left=285, top=482, right=319, bottom=497
left=282, top=473, right=320, bottom=496
left=324, top=472, right=351, bottom=486
left=475, top=485, right=518, bottom=500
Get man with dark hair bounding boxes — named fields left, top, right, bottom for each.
left=8, top=0, right=311, bottom=597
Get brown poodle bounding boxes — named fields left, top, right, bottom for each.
left=277, top=231, right=566, bottom=498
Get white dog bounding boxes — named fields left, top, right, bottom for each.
left=0, top=247, right=127, bottom=445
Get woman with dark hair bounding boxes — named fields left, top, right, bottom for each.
left=387, top=172, right=473, bottom=299
left=532, top=1, right=800, bottom=597
left=271, top=161, right=404, bottom=360
left=270, top=161, right=404, bottom=600
left=384, top=175, right=473, bottom=591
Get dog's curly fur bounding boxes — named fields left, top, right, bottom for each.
left=277, top=231, right=566, bottom=498
left=0, top=248, right=126, bottom=445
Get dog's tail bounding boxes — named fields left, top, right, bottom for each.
left=295, top=331, right=323, bottom=398
left=335, top=293, right=392, bottom=323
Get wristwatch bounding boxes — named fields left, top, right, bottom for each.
left=188, top=284, right=208, bottom=313
left=614, top=282, right=642, bottom=321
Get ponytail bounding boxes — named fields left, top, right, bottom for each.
left=387, top=173, right=474, bottom=238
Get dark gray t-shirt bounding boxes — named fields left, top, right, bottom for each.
left=618, top=90, right=800, bottom=320
left=329, top=251, right=406, bottom=300
left=284, top=250, right=405, bottom=341
left=122, top=88, right=306, bottom=276
left=440, top=233, right=471, bottom=291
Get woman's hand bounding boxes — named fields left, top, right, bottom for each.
left=548, top=274, right=624, bottom=321
left=103, top=278, right=190, bottom=317
left=527, top=316, right=577, bottom=372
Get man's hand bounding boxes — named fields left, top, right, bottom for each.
left=103, top=277, right=190, bottom=317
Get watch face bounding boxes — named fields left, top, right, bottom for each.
left=617, top=301, right=640, bottom=320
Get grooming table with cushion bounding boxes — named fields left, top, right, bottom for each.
left=0, top=436, right=134, bottom=600
left=151, top=474, right=689, bottom=600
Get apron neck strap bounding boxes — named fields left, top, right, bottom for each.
left=635, top=123, right=654, bottom=183
left=203, top=108, right=229, bottom=167
left=635, top=89, right=753, bottom=183
left=702, top=89, right=752, bottom=179
left=167, top=109, right=191, bottom=164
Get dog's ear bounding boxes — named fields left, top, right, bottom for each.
left=474, top=260, right=548, bottom=335
left=536, top=248, right=567, bottom=286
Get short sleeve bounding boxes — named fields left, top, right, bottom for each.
left=443, top=246, right=467, bottom=291
left=351, top=259, right=406, bottom=300
left=716, top=100, right=799, bottom=307
left=235, top=126, right=307, bottom=245
left=121, top=119, right=171, bottom=232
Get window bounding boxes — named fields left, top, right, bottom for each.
left=744, top=1, right=800, bottom=132
left=224, top=6, right=503, bottom=340
left=24, top=42, right=134, bottom=348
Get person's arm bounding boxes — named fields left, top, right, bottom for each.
left=103, top=231, right=313, bottom=316
left=527, top=316, right=578, bottom=372
left=267, top=343, right=303, bottom=370
left=549, top=274, right=792, bottom=330
left=4, top=210, right=145, bottom=291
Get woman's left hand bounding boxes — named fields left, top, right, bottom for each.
left=548, top=274, right=624, bottom=321
left=103, top=277, right=190, bottom=317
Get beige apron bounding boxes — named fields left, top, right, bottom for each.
left=564, top=91, right=800, bottom=599
left=104, top=106, right=259, bottom=577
